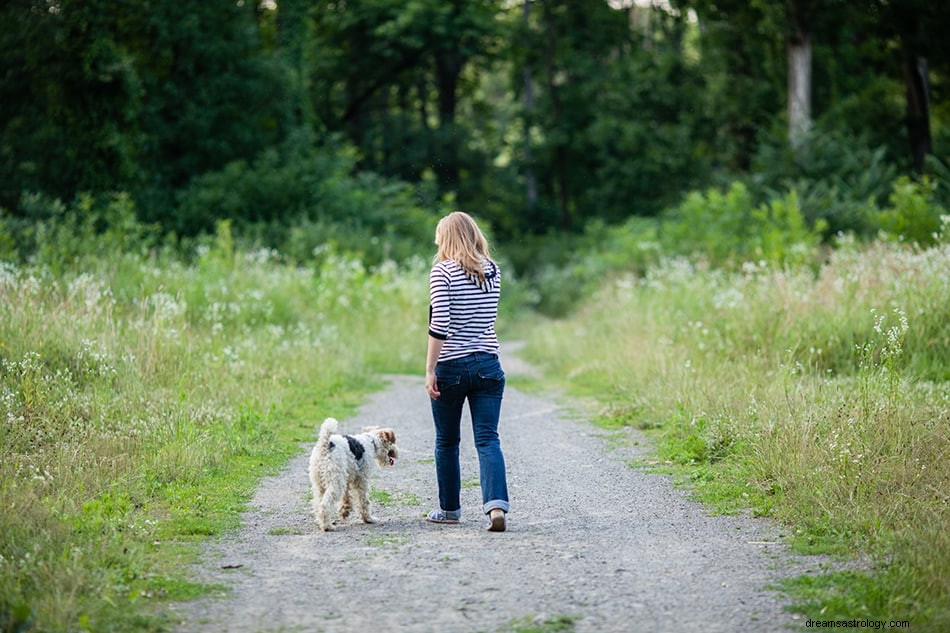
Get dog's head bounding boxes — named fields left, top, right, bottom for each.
left=362, top=426, right=399, bottom=467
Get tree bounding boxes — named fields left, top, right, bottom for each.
left=786, top=0, right=814, bottom=150
left=0, top=0, right=143, bottom=210
left=685, top=0, right=784, bottom=171
left=0, top=0, right=289, bottom=229
left=866, top=0, right=950, bottom=172
left=511, top=0, right=707, bottom=231
left=132, top=0, right=289, bottom=226
left=308, top=0, right=499, bottom=196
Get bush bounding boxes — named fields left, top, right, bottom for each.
left=175, top=129, right=438, bottom=265
left=660, top=182, right=825, bottom=267
left=520, top=217, right=661, bottom=317
left=873, top=176, right=947, bottom=246
left=750, top=128, right=900, bottom=237
left=1, top=192, right=160, bottom=272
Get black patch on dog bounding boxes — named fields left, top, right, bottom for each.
left=345, top=435, right=365, bottom=461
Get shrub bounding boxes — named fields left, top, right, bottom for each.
left=1, top=192, right=160, bottom=273
left=175, top=129, right=437, bottom=265
left=873, top=176, right=947, bottom=246
left=750, top=128, right=900, bottom=237
left=525, top=217, right=661, bottom=317
left=660, top=182, right=825, bottom=267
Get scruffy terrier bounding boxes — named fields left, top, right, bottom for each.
left=308, top=417, right=399, bottom=532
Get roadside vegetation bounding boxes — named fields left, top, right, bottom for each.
left=0, top=213, right=428, bottom=632
left=521, top=181, right=950, bottom=632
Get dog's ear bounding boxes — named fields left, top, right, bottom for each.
left=377, top=429, right=396, bottom=444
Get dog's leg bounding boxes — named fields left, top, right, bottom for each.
left=310, top=477, right=325, bottom=524
left=339, top=486, right=352, bottom=520
left=355, top=481, right=377, bottom=524
left=317, top=473, right=346, bottom=532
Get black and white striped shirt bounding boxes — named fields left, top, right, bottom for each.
left=428, top=258, right=501, bottom=362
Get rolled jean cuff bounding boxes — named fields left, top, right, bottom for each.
left=483, top=500, right=509, bottom=514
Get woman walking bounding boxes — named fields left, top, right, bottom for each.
left=424, top=211, right=509, bottom=532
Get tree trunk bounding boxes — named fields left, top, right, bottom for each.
left=901, top=46, right=931, bottom=173
left=541, top=1, right=571, bottom=231
left=434, top=51, right=462, bottom=194
left=522, top=0, right=537, bottom=216
left=787, top=0, right=812, bottom=151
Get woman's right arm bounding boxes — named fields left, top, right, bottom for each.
left=425, top=336, right=444, bottom=399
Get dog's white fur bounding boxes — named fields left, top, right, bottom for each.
left=308, top=417, right=399, bottom=532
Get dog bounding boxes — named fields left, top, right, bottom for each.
left=308, top=417, right=399, bottom=531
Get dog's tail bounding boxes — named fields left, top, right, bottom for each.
left=316, top=417, right=339, bottom=453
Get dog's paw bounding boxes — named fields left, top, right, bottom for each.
left=362, top=515, right=378, bottom=524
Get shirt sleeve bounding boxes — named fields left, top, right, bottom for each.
left=428, top=264, right=451, bottom=340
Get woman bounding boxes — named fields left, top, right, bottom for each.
left=424, top=211, right=509, bottom=532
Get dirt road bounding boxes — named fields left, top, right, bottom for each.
left=172, top=351, right=815, bottom=632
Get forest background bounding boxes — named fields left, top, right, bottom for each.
left=2, top=0, right=949, bottom=279
left=1, top=1, right=949, bottom=632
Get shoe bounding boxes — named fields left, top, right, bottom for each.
left=426, top=509, right=460, bottom=524
left=486, top=509, right=506, bottom=532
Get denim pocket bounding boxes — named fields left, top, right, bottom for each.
left=435, top=370, right=462, bottom=393
left=477, top=368, right=505, bottom=381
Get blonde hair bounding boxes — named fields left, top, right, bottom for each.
left=433, top=211, right=492, bottom=282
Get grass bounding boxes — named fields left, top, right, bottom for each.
left=522, top=238, right=950, bottom=631
left=0, top=228, right=429, bottom=631
left=369, top=488, right=420, bottom=506
left=365, top=534, right=408, bottom=548
left=500, top=615, right=577, bottom=633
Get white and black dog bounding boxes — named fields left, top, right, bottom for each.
left=308, top=417, right=399, bottom=531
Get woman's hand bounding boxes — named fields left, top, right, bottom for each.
left=425, top=370, right=440, bottom=400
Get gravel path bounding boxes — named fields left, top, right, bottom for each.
left=172, top=348, right=816, bottom=633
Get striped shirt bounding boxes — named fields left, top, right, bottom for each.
left=428, top=258, right=501, bottom=362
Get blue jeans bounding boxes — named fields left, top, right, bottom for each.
left=430, top=352, right=509, bottom=516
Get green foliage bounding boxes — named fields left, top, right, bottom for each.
left=175, top=129, right=437, bottom=265
left=3, top=0, right=949, bottom=258
left=525, top=217, right=661, bottom=317
left=750, top=129, right=900, bottom=237
left=1, top=192, right=160, bottom=273
left=0, top=0, right=144, bottom=208
left=874, top=176, right=948, bottom=246
left=661, top=182, right=825, bottom=267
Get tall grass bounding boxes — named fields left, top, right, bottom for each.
left=523, top=237, right=950, bottom=630
left=0, top=225, right=428, bottom=631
